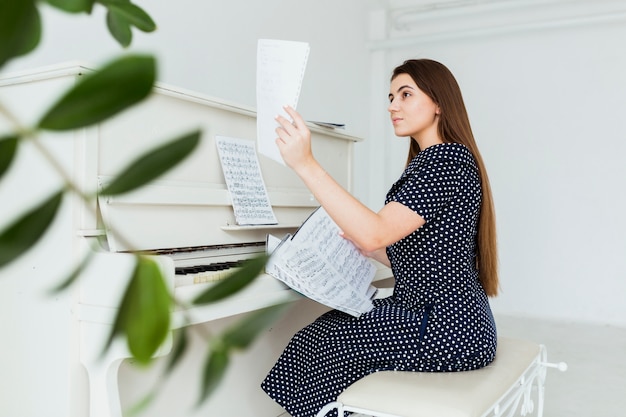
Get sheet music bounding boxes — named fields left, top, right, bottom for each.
left=215, top=135, right=278, bottom=225
left=256, top=39, right=310, bottom=165
left=266, top=207, right=377, bottom=316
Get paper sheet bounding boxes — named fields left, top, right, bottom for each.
left=215, top=135, right=277, bottom=225
left=266, top=207, right=377, bottom=316
left=256, top=39, right=310, bottom=165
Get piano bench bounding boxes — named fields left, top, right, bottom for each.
left=316, top=337, right=567, bottom=417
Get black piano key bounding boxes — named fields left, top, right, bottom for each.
left=175, top=261, right=244, bottom=275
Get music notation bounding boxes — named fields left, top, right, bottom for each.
left=215, top=135, right=278, bottom=226
left=266, top=207, right=377, bottom=316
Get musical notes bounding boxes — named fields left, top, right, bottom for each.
left=215, top=135, right=278, bottom=225
left=266, top=207, right=377, bottom=317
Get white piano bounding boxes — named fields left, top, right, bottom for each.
left=0, top=63, right=391, bottom=417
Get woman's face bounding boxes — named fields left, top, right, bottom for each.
left=388, top=73, right=440, bottom=140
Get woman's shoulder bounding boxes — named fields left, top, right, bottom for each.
left=411, top=143, right=476, bottom=170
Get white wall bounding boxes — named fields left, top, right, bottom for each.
left=368, top=0, right=626, bottom=327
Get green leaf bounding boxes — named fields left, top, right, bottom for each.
left=192, top=254, right=269, bottom=305
left=223, top=303, right=289, bottom=350
left=125, top=390, right=157, bottom=417
left=0, top=190, right=63, bottom=269
left=48, top=250, right=94, bottom=293
left=106, top=9, right=132, bottom=47
left=37, top=54, right=156, bottom=130
left=199, top=346, right=229, bottom=404
left=164, top=329, right=188, bottom=374
left=0, top=0, right=41, bottom=68
left=0, top=135, right=19, bottom=180
left=104, top=1, right=156, bottom=32
left=99, top=130, right=201, bottom=196
left=107, top=257, right=172, bottom=364
left=45, top=0, right=95, bottom=13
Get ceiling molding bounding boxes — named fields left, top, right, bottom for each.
left=368, top=0, right=626, bottom=50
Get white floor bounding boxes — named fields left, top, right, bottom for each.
left=496, top=314, right=626, bottom=417
left=282, top=315, right=626, bottom=417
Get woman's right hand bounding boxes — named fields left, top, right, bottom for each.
left=274, top=106, right=314, bottom=171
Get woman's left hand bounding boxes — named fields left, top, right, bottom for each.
left=340, top=232, right=391, bottom=268
left=275, top=106, right=314, bottom=171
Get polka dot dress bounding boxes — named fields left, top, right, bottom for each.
left=261, top=143, right=497, bottom=417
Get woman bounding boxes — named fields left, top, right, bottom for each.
left=261, top=59, right=498, bottom=417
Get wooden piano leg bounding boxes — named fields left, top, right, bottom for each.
left=79, top=315, right=174, bottom=417
left=77, top=252, right=175, bottom=417
left=85, top=355, right=125, bottom=417
left=79, top=320, right=129, bottom=417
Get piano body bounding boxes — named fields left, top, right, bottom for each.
left=0, top=63, right=392, bottom=417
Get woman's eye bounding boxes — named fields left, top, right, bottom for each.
left=403, top=91, right=411, bottom=98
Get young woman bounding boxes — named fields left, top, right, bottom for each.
left=261, top=59, right=499, bottom=417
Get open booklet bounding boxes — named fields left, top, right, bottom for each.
left=265, top=207, right=378, bottom=317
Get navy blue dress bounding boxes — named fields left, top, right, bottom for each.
left=261, top=143, right=497, bottom=417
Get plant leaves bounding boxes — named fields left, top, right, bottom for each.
left=164, top=329, right=188, bottom=374
left=106, top=9, right=132, bottom=47
left=48, top=250, right=94, bottom=293
left=223, top=303, right=289, bottom=350
left=0, top=190, right=63, bottom=269
left=0, top=0, right=41, bottom=68
left=106, top=257, right=172, bottom=364
left=0, top=135, right=19, bottom=180
left=126, top=328, right=187, bottom=414
left=199, top=346, right=229, bottom=404
left=104, top=1, right=156, bottom=32
left=45, top=0, right=95, bottom=13
left=192, top=254, right=269, bottom=305
left=37, top=54, right=156, bottom=130
left=99, top=130, right=201, bottom=196
left=125, top=390, right=157, bottom=417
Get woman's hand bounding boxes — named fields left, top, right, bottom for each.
left=275, top=106, right=314, bottom=171
left=340, top=232, right=391, bottom=268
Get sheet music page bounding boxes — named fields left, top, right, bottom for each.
left=256, top=39, right=310, bottom=165
left=292, top=207, right=376, bottom=295
left=215, top=135, right=278, bottom=225
left=266, top=233, right=283, bottom=254
left=266, top=207, right=377, bottom=316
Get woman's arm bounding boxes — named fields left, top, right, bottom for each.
left=275, top=106, right=425, bottom=253
left=357, top=245, right=391, bottom=268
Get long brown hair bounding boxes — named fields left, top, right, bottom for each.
left=392, top=59, right=499, bottom=296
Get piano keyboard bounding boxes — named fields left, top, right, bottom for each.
left=174, top=260, right=244, bottom=286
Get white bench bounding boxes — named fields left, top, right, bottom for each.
left=316, top=337, right=567, bottom=417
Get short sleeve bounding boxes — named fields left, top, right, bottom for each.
left=389, top=159, right=461, bottom=222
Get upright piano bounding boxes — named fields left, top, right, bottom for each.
left=0, top=63, right=391, bottom=417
